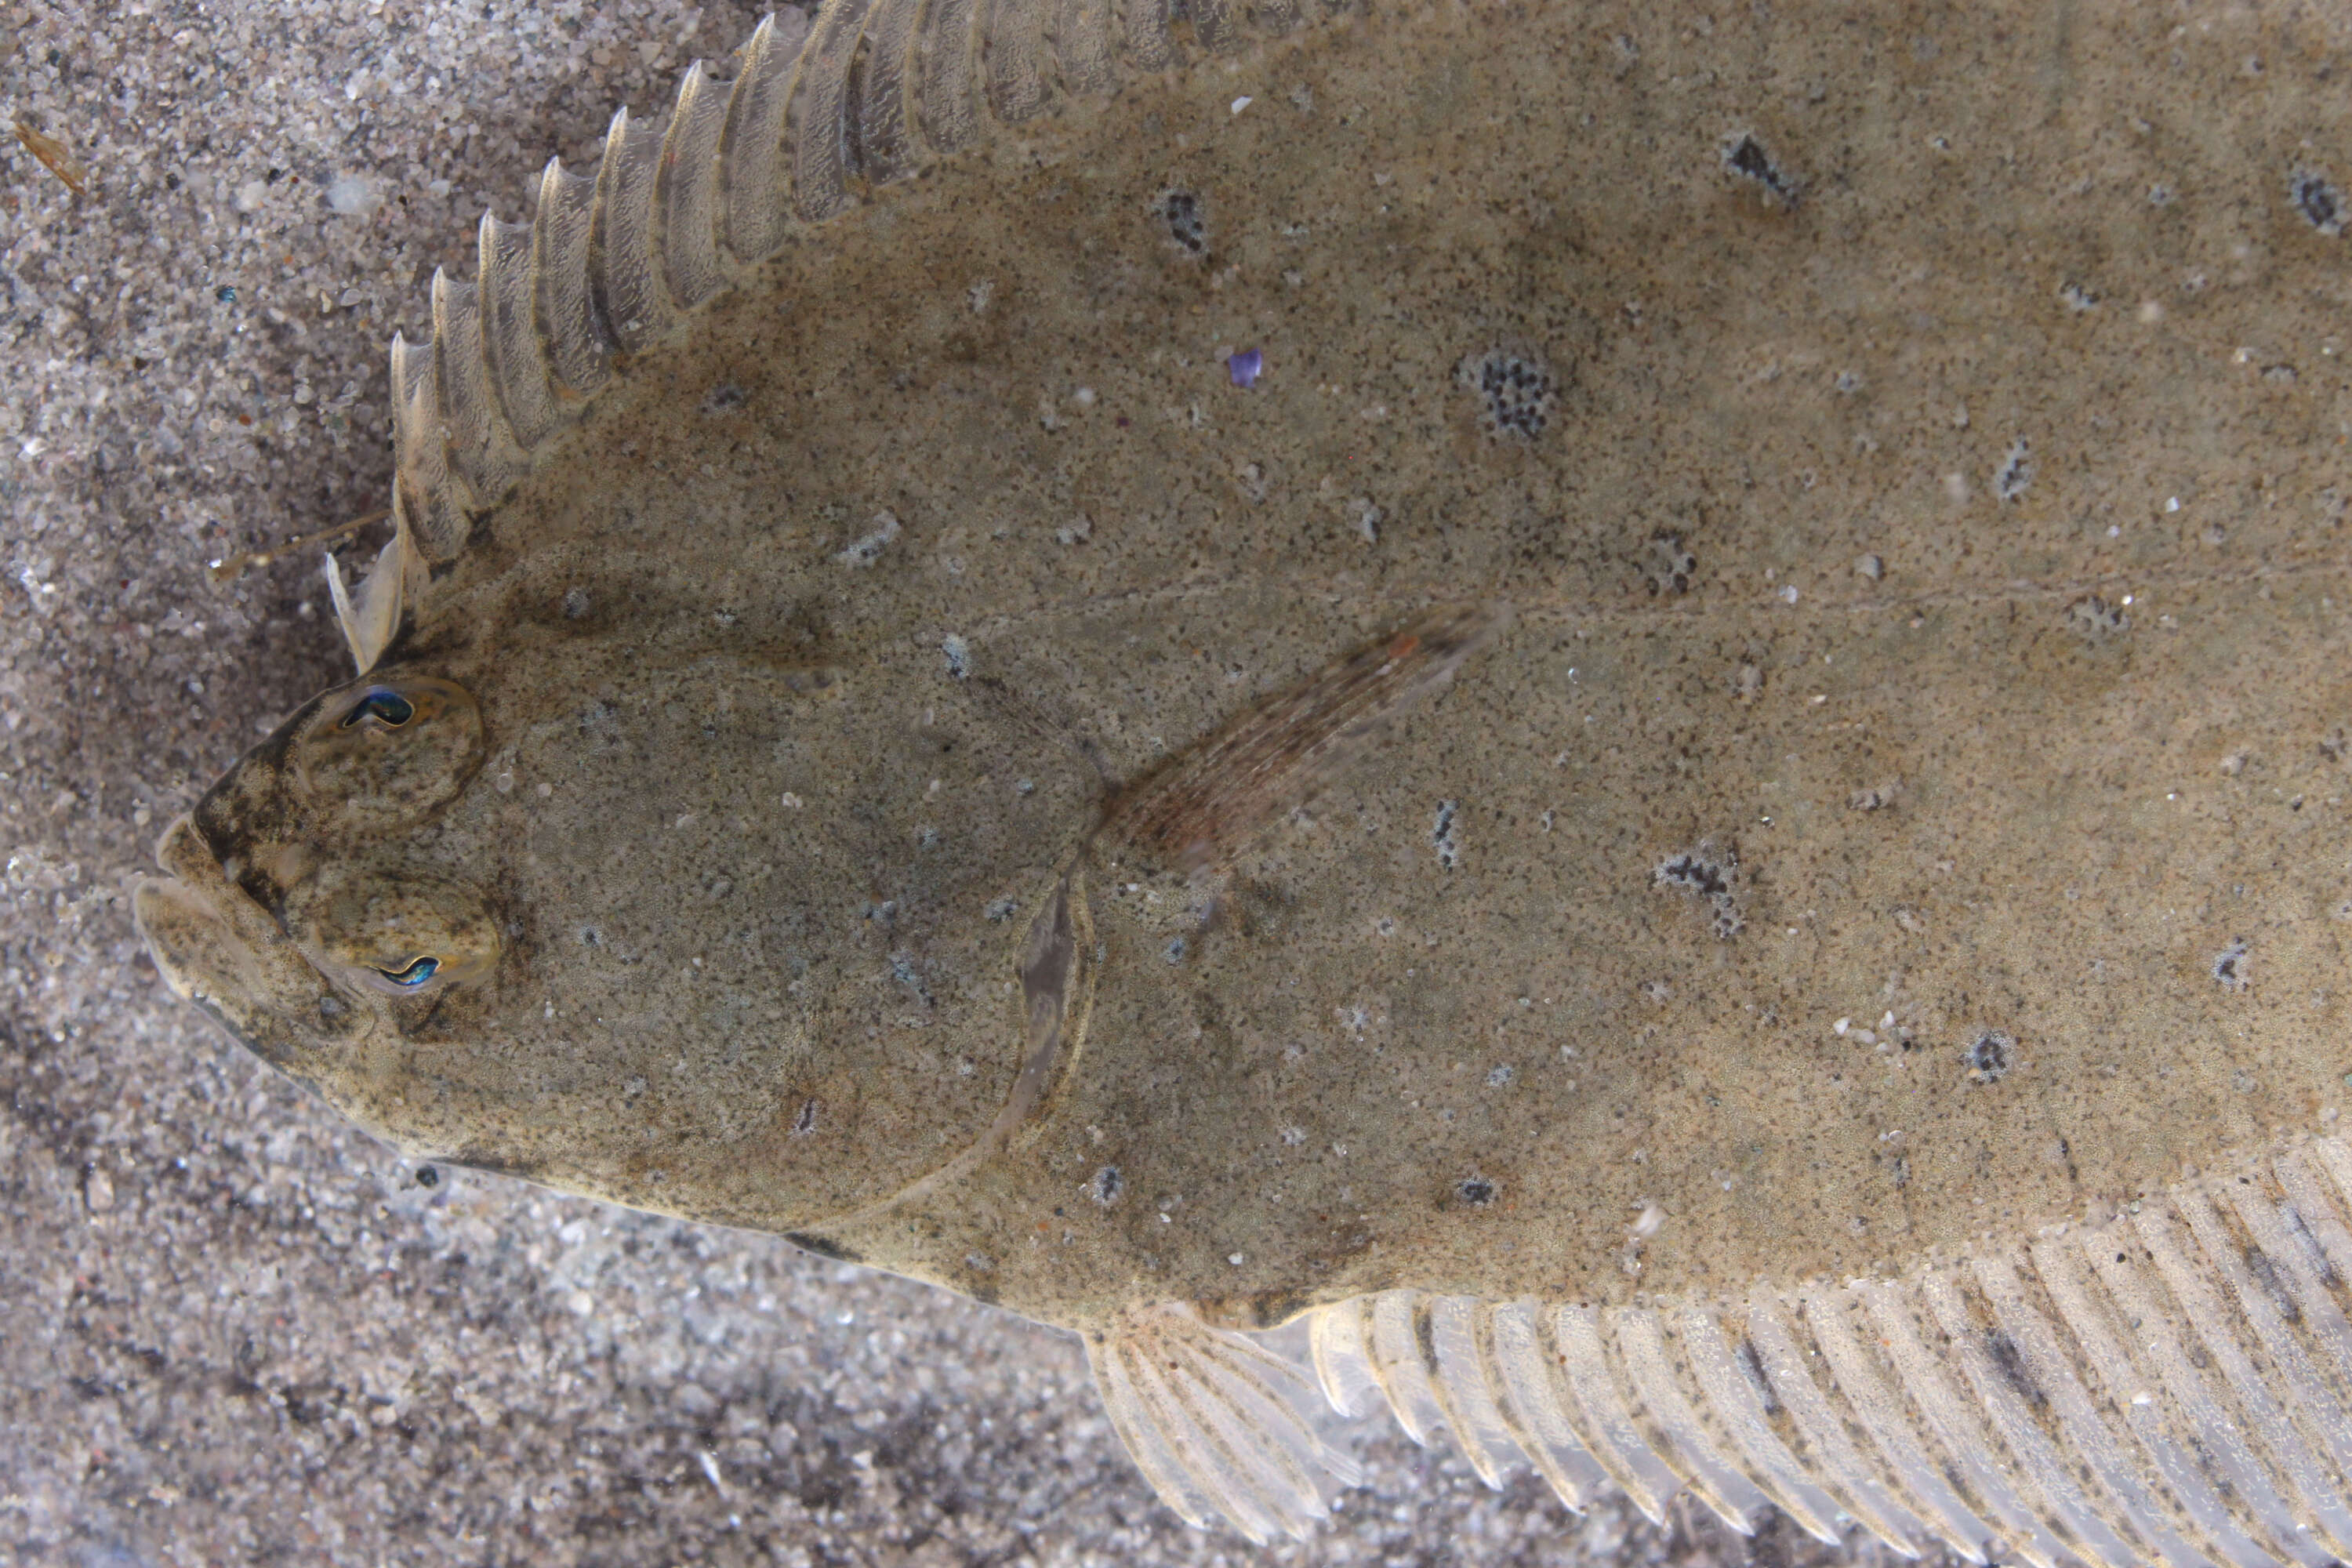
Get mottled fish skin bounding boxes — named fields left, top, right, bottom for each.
left=135, top=0, right=2352, bottom=1552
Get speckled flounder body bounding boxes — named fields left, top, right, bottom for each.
left=135, top=0, right=2352, bottom=1554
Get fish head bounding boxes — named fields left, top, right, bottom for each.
left=133, top=670, right=497, bottom=1084
left=136, top=637, right=1090, bottom=1236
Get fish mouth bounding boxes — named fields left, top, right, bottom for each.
left=132, top=815, right=354, bottom=1068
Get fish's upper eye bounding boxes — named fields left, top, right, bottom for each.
left=378, top=955, right=440, bottom=988
left=297, top=676, right=485, bottom=826
left=340, top=688, right=416, bottom=728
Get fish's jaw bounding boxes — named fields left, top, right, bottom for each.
left=133, top=815, right=378, bottom=1077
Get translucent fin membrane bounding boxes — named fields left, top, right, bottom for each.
left=372, top=0, right=1339, bottom=673
left=324, top=535, right=407, bottom=675
left=1100, top=1138, right=2352, bottom=1557
left=1087, top=1302, right=1361, bottom=1545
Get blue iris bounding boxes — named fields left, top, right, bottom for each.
left=342, top=688, right=416, bottom=728
left=379, top=956, right=440, bottom=988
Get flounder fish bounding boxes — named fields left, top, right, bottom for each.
left=136, top=0, right=2352, bottom=1553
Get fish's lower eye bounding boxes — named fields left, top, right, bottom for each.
left=379, top=955, right=440, bottom=988
left=342, top=689, right=416, bottom=728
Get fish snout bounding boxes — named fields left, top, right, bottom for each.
left=134, top=815, right=368, bottom=1071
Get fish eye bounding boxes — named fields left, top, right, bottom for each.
left=340, top=688, right=417, bottom=728
left=296, top=676, right=485, bottom=826
left=283, top=865, right=498, bottom=998
left=378, top=955, right=441, bottom=988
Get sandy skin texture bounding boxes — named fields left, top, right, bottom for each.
left=4, top=1, right=1889, bottom=1562
left=14, top=0, right=2352, bottom=1563
left=0, top=5, right=1750, bottom=1564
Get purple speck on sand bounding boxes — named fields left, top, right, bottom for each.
left=1226, top=348, right=1264, bottom=388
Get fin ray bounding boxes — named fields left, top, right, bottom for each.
left=1423, top=1294, right=1523, bottom=1489
left=1088, top=1301, right=1353, bottom=1544
left=660, top=61, right=736, bottom=310
left=1099, top=603, right=1508, bottom=874
left=1203, top=1146, right=2352, bottom=1557
left=1742, top=1293, right=1937, bottom=1557
left=1671, top=1306, right=1846, bottom=1545
left=369, top=1, right=1350, bottom=657
left=1613, top=1307, right=1769, bottom=1533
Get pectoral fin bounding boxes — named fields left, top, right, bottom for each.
left=1098, top=602, right=1507, bottom=873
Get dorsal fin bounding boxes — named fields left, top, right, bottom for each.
left=1122, top=1136, right=2352, bottom=1559
left=342, top=0, right=1344, bottom=674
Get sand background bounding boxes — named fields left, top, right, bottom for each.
left=0, top=1, right=1902, bottom=1562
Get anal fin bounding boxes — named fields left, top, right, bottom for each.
left=1087, top=1301, right=1361, bottom=1544
left=1098, top=602, right=1507, bottom=874
left=1220, top=1140, right=2352, bottom=1560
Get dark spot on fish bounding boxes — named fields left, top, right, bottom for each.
left=1736, top=1336, right=1780, bottom=1413
left=791, top=1098, right=820, bottom=1137
left=1457, top=1176, right=1498, bottom=1207
left=2245, top=1247, right=2302, bottom=1323
left=2214, top=938, right=2250, bottom=992
left=2066, top=595, right=2129, bottom=641
left=1720, top=132, right=1798, bottom=204
left=1994, top=437, right=2032, bottom=503
left=700, top=382, right=746, bottom=413
left=1247, top=1288, right=1312, bottom=1329
left=1463, top=347, right=1555, bottom=440
left=1985, top=1330, right=2045, bottom=1406
left=1653, top=846, right=1743, bottom=938
left=1090, top=1166, right=1123, bottom=1206
left=2285, top=1205, right=2339, bottom=1287
left=1432, top=799, right=1461, bottom=870
left=1965, top=1030, right=2013, bottom=1083
left=1161, top=188, right=1206, bottom=254
left=1643, top=534, right=1696, bottom=597
left=2291, top=169, right=2345, bottom=237
left=786, top=1231, right=862, bottom=1265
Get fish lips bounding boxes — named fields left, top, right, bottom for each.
left=132, top=814, right=372, bottom=1077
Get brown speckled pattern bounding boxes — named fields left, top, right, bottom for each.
left=13, top=0, right=2352, bottom=1558
left=169, top=0, right=2352, bottom=1328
